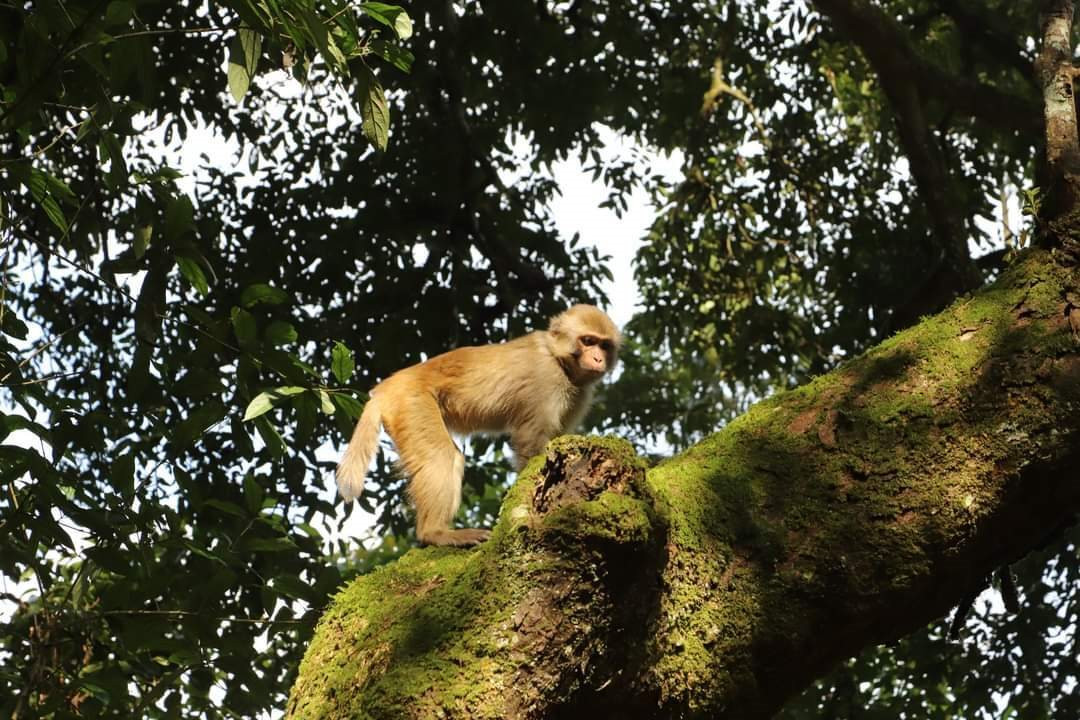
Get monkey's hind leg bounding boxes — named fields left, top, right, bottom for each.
left=392, top=395, right=490, bottom=547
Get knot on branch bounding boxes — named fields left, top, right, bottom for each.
left=500, top=437, right=667, bottom=716
left=518, top=437, right=663, bottom=549
left=533, top=439, right=640, bottom=512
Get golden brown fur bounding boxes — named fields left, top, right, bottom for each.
left=337, top=305, right=620, bottom=546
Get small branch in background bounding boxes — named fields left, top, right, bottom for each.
left=948, top=585, right=980, bottom=639
left=1001, top=187, right=1016, bottom=248
left=1034, top=0, right=1080, bottom=221
left=997, top=565, right=1020, bottom=614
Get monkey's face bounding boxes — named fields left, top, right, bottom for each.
left=574, top=333, right=618, bottom=382
left=549, top=304, right=621, bottom=385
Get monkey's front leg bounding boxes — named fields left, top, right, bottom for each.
left=510, top=424, right=557, bottom=472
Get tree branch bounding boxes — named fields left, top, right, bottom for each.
left=1035, top=0, right=1080, bottom=223
left=812, top=0, right=999, bottom=327
left=814, top=0, right=1039, bottom=136
left=934, top=0, right=1033, bottom=79
left=287, top=249, right=1080, bottom=718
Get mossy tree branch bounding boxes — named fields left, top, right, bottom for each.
left=287, top=248, right=1080, bottom=719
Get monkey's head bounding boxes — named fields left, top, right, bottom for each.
left=548, top=304, right=621, bottom=386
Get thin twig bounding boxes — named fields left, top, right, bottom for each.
left=100, top=608, right=304, bottom=625
left=0, top=319, right=88, bottom=384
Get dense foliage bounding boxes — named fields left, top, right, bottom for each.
left=0, top=0, right=1074, bottom=718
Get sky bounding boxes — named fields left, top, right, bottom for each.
left=549, top=132, right=682, bottom=328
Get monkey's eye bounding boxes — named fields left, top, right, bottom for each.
left=600, top=340, right=615, bottom=352
left=581, top=335, right=599, bottom=346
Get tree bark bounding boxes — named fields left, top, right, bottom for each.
left=287, top=249, right=1080, bottom=719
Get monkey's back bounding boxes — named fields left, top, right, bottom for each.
left=373, top=331, right=578, bottom=438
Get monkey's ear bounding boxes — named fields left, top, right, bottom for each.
left=548, top=311, right=569, bottom=337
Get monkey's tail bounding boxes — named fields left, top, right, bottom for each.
left=336, top=395, right=382, bottom=501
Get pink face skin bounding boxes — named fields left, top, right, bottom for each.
left=578, top=334, right=617, bottom=375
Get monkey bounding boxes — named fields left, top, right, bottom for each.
left=336, top=304, right=621, bottom=547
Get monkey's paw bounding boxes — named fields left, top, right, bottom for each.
left=422, top=528, right=491, bottom=547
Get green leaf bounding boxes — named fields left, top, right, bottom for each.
left=241, top=283, right=289, bottom=307
left=100, top=132, right=128, bottom=188
left=360, top=69, right=390, bottom=151
left=176, top=256, right=209, bottom=296
left=297, top=6, right=334, bottom=72
left=171, top=400, right=226, bottom=451
left=77, top=682, right=111, bottom=704
left=254, top=416, right=285, bottom=458
left=368, top=38, right=414, bottom=73
left=202, top=499, right=247, bottom=517
left=40, top=193, right=67, bottom=233
left=242, top=393, right=275, bottom=422
left=1, top=307, right=29, bottom=339
left=163, top=195, right=195, bottom=245
left=227, top=27, right=262, bottom=103
left=331, top=341, right=355, bottom=384
left=293, top=391, right=318, bottom=443
left=243, top=473, right=265, bottom=515
left=271, top=574, right=314, bottom=601
left=134, top=224, right=152, bottom=258
left=264, top=321, right=297, bottom=346
left=331, top=392, right=365, bottom=420
left=242, top=386, right=306, bottom=421
left=360, top=2, right=413, bottom=40
left=43, top=171, right=76, bottom=204
left=111, top=452, right=135, bottom=500
left=318, top=390, right=335, bottom=415
left=231, top=306, right=258, bottom=348
left=325, top=35, right=348, bottom=74
left=105, top=1, right=134, bottom=27
left=25, top=168, right=47, bottom=201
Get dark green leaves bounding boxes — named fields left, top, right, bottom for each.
left=368, top=38, right=414, bottom=74
left=20, top=167, right=76, bottom=233
left=265, top=321, right=298, bottom=346
left=171, top=400, right=227, bottom=451
left=230, top=307, right=258, bottom=348
left=331, top=342, right=355, bottom=384
left=176, top=256, right=210, bottom=296
left=163, top=196, right=195, bottom=245
left=217, top=2, right=412, bottom=148
left=241, top=283, right=290, bottom=308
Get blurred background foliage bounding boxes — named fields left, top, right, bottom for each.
left=0, top=0, right=1073, bottom=717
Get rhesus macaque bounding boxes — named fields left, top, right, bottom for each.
left=336, top=304, right=621, bottom=547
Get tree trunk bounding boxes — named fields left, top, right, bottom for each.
left=286, top=249, right=1080, bottom=719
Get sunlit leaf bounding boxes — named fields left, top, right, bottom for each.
left=318, top=389, right=335, bottom=414
left=360, top=2, right=413, bottom=40
left=360, top=69, right=390, bottom=151
left=242, top=386, right=306, bottom=421
left=227, top=27, right=262, bottom=103
left=368, top=38, right=414, bottom=73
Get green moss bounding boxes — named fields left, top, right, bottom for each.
left=540, top=491, right=657, bottom=544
